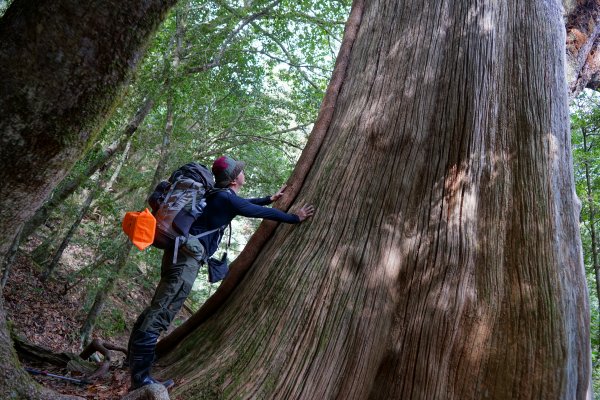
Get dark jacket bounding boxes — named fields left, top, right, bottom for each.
left=190, top=188, right=300, bottom=257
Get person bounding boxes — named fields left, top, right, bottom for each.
left=127, top=155, right=314, bottom=391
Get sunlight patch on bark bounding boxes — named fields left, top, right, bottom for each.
left=467, top=3, right=495, bottom=33
left=548, top=130, right=560, bottom=165
left=381, top=238, right=403, bottom=281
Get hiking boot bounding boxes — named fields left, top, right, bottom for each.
left=128, top=331, right=174, bottom=391
left=129, top=351, right=174, bottom=391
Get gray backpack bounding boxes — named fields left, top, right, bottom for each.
left=151, top=163, right=220, bottom=258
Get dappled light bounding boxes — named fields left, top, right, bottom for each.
left=0, top=0, right=598, bottom=399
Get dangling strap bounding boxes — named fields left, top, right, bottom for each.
left=223, top=223, right=232, bottom=258
left=173, top=236, right=182, bottom=264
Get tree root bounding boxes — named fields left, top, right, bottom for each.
left=12, top=332, right=126, bottom=381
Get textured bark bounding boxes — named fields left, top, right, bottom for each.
left=158, top=1, right=590, bottom=399
left=0, top=1, right=170, bottom=254
left=160, top=2, right=600, bottom=358
left=0, top=1, right=175, bottom=397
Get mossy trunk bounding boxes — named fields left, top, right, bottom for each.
left=0, top=1, right=175, bottom=397
left=0, top=0, right=174, bottom=257
left=159, top=1, right=590, bottom=399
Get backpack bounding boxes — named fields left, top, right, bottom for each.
left=151, top=162, right=215, bottom=250
left=122, top=162, right=223, bottom=260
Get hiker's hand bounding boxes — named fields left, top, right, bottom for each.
left=297, top=204, right=315, bottom=222
left=271, top=184, right=287, bottom=202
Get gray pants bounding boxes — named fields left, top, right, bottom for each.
left=131, top=237, right=205, bottom=340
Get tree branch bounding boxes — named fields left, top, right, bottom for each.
left=186, top=0, right=282, bottom=74
left=250, top=48, right=333, bottom=73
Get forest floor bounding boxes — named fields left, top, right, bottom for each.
left=3, top=247, right=191, bottom=399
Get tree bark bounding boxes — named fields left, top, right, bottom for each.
left=0, top=1, right=170, bottom=255
left=0, top=1, right=175, bottom=397
left=157, top=1, right=590, bottom=399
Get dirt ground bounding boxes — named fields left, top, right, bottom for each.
left=4, top=250, right=190, bottom=399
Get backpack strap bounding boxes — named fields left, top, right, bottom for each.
left=163, top=182, right=177, bottom=205
left=171, top=226, right=224, bottom=264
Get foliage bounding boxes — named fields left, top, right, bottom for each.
left=98, top=308, right=128, bottom=337
left=0, top=0, right=11, bottom=17
left=571, top=90, right=600, bottom=396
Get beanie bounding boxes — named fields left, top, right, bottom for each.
left=212, top=156, right=245, bottom=188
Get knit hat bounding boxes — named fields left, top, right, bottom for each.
left=212, top=156, right=245, bottom=188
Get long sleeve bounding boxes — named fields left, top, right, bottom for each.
left=248, top=196, right=272, bottom=206
left=191, top=189, right=300, bottom=257
left=230, top=195, right=299, bottom=223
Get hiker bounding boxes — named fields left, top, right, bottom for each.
left=127, top=156, right=314, bottom=391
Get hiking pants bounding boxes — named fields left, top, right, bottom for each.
left=129, top=237, right=206, bottom=347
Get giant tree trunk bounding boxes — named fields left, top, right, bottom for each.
left=0, top=0, right=173, bottom=258
left=159, top=1, right=590, bottom=399
left=0, top=1, right=175, bottom=397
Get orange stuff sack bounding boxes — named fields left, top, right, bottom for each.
left=122, top=208, right=156, bottom=250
